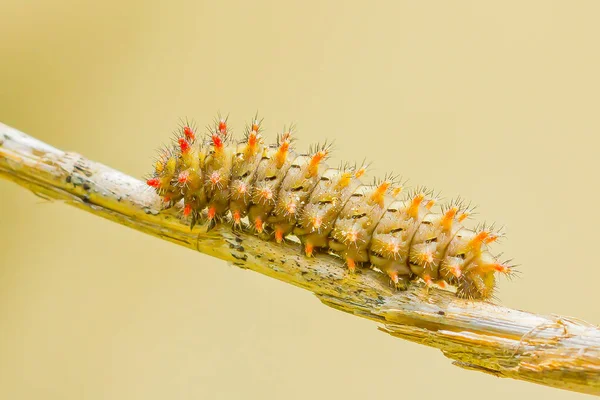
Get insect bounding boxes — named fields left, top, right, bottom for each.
left=146, top=114, right=516, bottom=299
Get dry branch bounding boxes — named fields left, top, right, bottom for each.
left=1, top=122, right=599, bottom=396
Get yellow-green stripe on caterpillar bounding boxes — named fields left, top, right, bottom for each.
left=146, top=114, right=516, bottom=299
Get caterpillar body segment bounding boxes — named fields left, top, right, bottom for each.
left=268, top=150, right=329, bottom=242
left=247, top=130, right=295, bottom=233
left=369, top=192, right=435, bottom=288
left=203, top=132, right=234, bottom=223
left=328, top=180, right=398, bottom=272
left=146, top=115, right=515, bottom=299
left=294, top=166, right=362, bottom=257
left=229, top=122, right=265, bottom=226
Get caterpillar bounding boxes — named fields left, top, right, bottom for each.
left=146, top=114, right=516, bottom=299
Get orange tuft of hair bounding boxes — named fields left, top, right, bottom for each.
left=254, top=217, right=264, bottom=233
left=441, top=207, right=458, bottom=231
left=484, top=234, right=499, bottom=244
left=370, top=181, right=390, bottom=207
left=183, top=126, right=195, bottom=141
left=305, top=242, right=314, bottom=257
left=247, top=131, right=260, bottom=153
left=354, top=167, right=366, bottom=179
left=232, top=210, right=241, bottom=225
left=218, top=119, right=227, bottom=135
left=308, top=150, right=327, bottom=177
left=423, top=274, right=433, bottom=286
left=469, top=231, right=489, bottom=252
left=458, top=212, right=470, bottom=222
left=387, top=270, right=399, bottom=284
left=207, top=206, right=216, bottom=220
left=146, top=178, right=160, bottom=188
left=178, top=138, right=190, bottom=154
left=212, top=134, right=223, bottom=150
left=275, top=227, right=284, bottom=243
left=392, top=186, right=403, bottom=198
left=407, top=193, right=425, bottom=219
left=275, top=137, right=290, bottom=168
left=336, top=172, right=353, bottom=189
left=183, top=203, right=192, bottom=217
left=346, top=258, right=356, bottom=273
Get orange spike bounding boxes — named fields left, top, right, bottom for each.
left=275, top=137, right=290, bottom=168
left=207, top=206, right=216, bottom=220
left=247, top=131, right=260, bottom=152
left=388, top=270, right=399, bottom=284
left=407, top=193, right=425, bottom=219
left=392, top=186, right=403, bottom=198
left=212, top=134, right=223, bottom=150
left=469, top=231, right=489, bottom=251
left=336, top=172, right=352, bottom=189
left=218, top=119, right=227, bottom=135
left=163, top=195, right=171, bottom=203
left=307, top=150, right=327, bottom=177
left=232, top=210, right=241, bottom=225
left=426, top=199, right=435, bottom=210
left=251, top=120, right=259, bottom=132
left=458, top=212, right=470, bottom=222
left=146, top=178, right=160, bottom=188
left=354, top=167, right=366, bottom=179
left=484, top=234, right=499, bottom=244
left=275, top=227, right=284, bottom=243
left=492, top=263, right=509, bottom=273
left=183, top=203, right=192, bottom=217
left=370, top=181, right=390, bottom=206
left=183, top=126, right=195, bottom=141
left=281, top=132, right=291, bottom=142
left=423, top=274, right=433, bottom=286
left=254, top=217, right=264, bottom=233
left=441, top=207, right=458, bottom=231
left=437, top=280, right=447, bottom=289
left=346, top=258, right=356, bottom=273
left=178, top=138, right=190, bottom=153
left=305, top=242, right=314, bottom=257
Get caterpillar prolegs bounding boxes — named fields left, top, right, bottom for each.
left=146, top=115, right=516, bottom=299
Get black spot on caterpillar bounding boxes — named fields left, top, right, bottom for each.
left=146, top=114, right=517, bottom=299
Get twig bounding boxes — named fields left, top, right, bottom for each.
left=1, top=122, right=599, bottom=396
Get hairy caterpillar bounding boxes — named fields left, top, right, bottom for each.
left=146, top=114, right=516, bottom=299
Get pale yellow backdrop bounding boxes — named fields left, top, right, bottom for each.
left=1, top=1, right=599, bottom=399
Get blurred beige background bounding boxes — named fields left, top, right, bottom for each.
left=1, top=1, right=599, bottom=399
